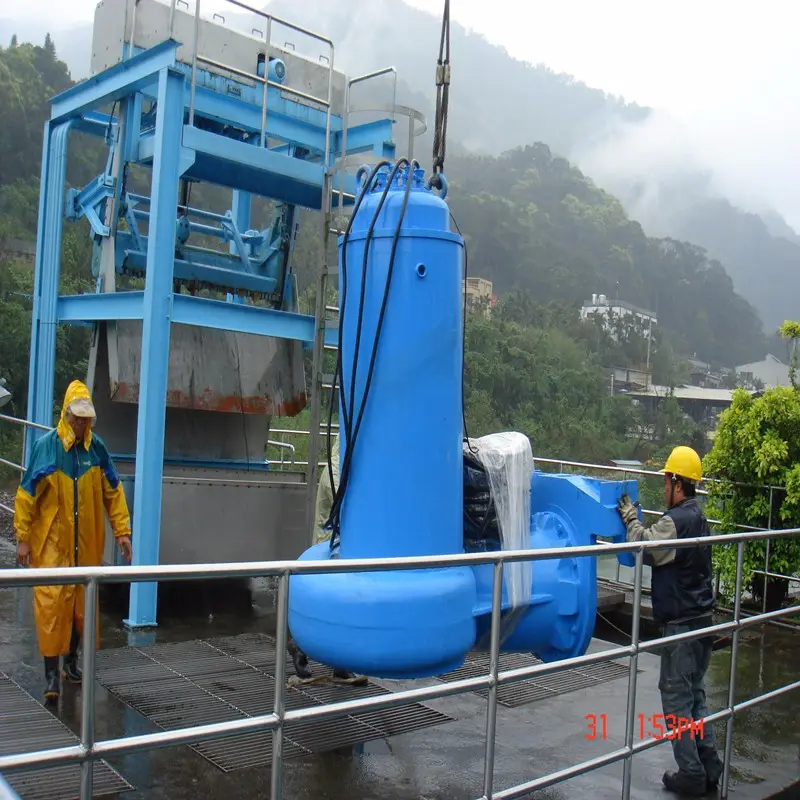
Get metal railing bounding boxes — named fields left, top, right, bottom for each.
left=1, top=527, right=799, bottom=800
left=165, top=0, right=335, bottom=163
left=6, top=415, right=797, bottom=609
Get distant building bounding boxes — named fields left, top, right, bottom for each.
left=735, top=354, right=791, bottom=389
left=464, top=277, right=495, bottom=317
left=580, top=293, right=658, bottom=330
left=626, top=384, right=748, bottom=441
left=581, top=293, right=657, bottom=367
left=686, top=356, right=721, bottom=389
left=609, top=365, right=652, bottom=393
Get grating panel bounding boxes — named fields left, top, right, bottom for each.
left=94, top=634, right=454, bottom=773
left=0, top=673, right=132, bottom=800
left=436, top=651, right=632, bottom=709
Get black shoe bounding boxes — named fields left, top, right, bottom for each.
left=332, top=668, right=354, bottom=680
left=662, top=770, right=708, bottom=797
left=332, top=668, right=367, bottom=685
left=703, top=757, right=723, bottom=792
left=62, top=654, right=82, bottom=684
left=292, top=648, right=312, bottom=680
left=43, top=657, right=60, bottom=704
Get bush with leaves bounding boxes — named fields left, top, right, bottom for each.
left=702, top=374, right=800, bottom=607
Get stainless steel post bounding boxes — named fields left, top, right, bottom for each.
left=762, top=486, right=774, bottom=614
left=79, top=579, right=98, bottom=800
left=188, top=0, right=201, bottom=126
left=721, top=540, right=745, bottom=798
left=270, top=572, right=289, bottom=799
left=259, top=17, right=272, bottom=148
left=621, top=548, right=644, bottom=798
left=482, top=562, right=504, bottom=799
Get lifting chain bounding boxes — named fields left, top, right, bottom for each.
left=430, top=0, right=451, bottom=189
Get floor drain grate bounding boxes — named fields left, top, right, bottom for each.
left=436, top=651, right=632, bottom=708
left=94, top=633, right=453, bottom=773
left=0, top=673, right=132, bottom=800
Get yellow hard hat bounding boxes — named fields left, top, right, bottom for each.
left=663, top=446, right=702, bottom=483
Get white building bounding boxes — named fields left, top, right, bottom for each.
left=580, top=294, right=658, bottom=330
left=581, top=293, right=657, bottom=367
left=735, top=354, right=791, bottom=389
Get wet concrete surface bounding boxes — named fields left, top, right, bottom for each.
left=1, top=535, right=799, bottom=800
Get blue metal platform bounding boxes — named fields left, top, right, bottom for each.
left=24, top=16, right=397, bottom=629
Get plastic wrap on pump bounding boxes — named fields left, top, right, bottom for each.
left=464, top=432, right=534, bottom=608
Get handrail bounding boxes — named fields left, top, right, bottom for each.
left=0, top=524, right=798, bottom=799
left=263, top=429, right=787, bottom=494
left=266, top=439, right=295, bottom=464
left=0, top=412, right=51, bottom=431
left=178, top=0, right=335, bottom=167
left=533, top=455, right=786, bottom=493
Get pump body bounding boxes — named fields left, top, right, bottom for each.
left=288, top=164, right=636, bottom=679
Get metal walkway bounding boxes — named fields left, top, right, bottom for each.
left=0, top=673, right=131, bottom=800
left=94, top=633, right=453, bottom=772
left=437, top=650, right=632, bottom=708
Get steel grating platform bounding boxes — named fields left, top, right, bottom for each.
left=93, top=633, right=454, bottom=773
left=0, top=672, right=132, bottom=800
left=436, top=651, right=632, bottom=708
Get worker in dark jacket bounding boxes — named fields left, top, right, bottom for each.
left=617, top=446, right=723, bottom=797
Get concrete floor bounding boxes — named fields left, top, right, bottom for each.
left=1, top=537, right=799, bottom=800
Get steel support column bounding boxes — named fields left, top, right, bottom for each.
left=26, top=121, right=73, bottom=460
left=125, top=67, right=186, bottom=628
left=230, top=189, right=252, bottom=258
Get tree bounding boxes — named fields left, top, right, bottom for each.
left=779, top=320, right=800, bottom=387
left=703, top=327, right=800, bottom=608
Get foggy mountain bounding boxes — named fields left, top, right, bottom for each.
left=3, top=0, right=799, bottom=332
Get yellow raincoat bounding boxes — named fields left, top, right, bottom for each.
left=14, top=381, right=131, bottom=657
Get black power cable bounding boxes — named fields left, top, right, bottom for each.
left=325, top=160, right=420, bottom=551
left=448, top=210, right=476, bottom=454
left=325, top=160, right=393, bottom=503
left=346, top=159, right=411, bottom=451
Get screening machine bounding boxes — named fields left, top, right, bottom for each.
left=288, top=164, right=639, bottom=679
left=24, top=0, right=413, bottom=626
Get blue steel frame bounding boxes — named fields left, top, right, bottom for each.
left=25, top=39, right=393, bottom=627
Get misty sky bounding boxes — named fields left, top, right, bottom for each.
left=8, top=0, right=800, bottom=226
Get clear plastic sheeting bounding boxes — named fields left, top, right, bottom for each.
left=466, top=432, right=534, bottom=608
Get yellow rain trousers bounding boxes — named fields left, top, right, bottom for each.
left=14, top=381, right=131, bottom=657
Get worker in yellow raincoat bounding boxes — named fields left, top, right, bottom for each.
left=14, top=380, right=132, bottom=703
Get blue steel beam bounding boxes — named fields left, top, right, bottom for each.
left=25, top=120, right=74, bottom=458
left=56, top=290, right=340, bottom=347
left=171, top=294, right=315, bottom=341
left=57, top=291, right=145, bottom=322
left=133, top=58, right=342, bottom=146
left=50, top=41, right=177, bottom=123
left=125, top=67, right=185, bottom=629
left=74, top=111, right=119, bottom=138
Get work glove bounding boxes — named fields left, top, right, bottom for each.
left=616, top=493, right=639, bottom=525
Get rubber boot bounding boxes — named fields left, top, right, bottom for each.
left=62, top=628, right=82, bottom=685
left=662, top=771, right=708, bottom=797
left=288, top=639, right=312, bottom=680
left=43, top=656, right=60, bottom=704
left=702, top=754, right=724, bottom=792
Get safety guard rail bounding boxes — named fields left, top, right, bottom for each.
left=6, top=413, right=794, bottom=614
left=156, top=0, right=335, bottom=163
left=263, top=429, right=796, bottom=615
left=1, top=527, right=799, bottom=800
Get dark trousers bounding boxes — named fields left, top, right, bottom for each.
left=659, top=619, right=723, bottom=783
